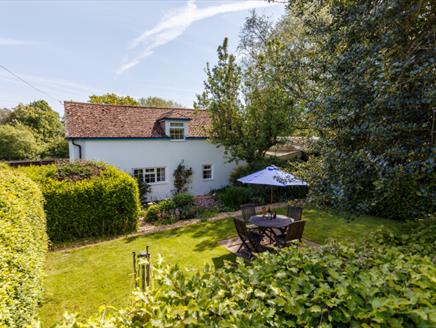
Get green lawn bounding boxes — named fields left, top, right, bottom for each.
left=40, top=207, right=401, bottom=327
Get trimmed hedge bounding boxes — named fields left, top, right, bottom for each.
left=0, top=165, right=47, bottom=326
left=19, top=161, right=140, bottom=243
left=61, top=220, right=435, bottom=327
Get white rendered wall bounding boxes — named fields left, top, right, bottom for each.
left=69, top=139, right=241, bottom=200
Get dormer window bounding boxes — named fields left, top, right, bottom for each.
left=169, top=122, right=185, bottom=140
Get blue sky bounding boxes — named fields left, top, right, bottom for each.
left=0, top=0, right=285, bottom=115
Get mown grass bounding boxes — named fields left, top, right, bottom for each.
left=40, top=207, right=401, bottom=326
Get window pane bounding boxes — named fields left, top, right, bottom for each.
left=170, top=122, right=184, bottom=127
left=156, top=168, right=166, bottom=182
left=133, top=169, right=143, bottom=182
left=170, top=127, right=184, bottom=139
left=203, top=165, right=212, bottom=179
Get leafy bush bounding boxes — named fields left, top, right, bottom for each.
left=144, top=194, right=197, bottom=223
left=144, top=204, right=160, bottom=222
left=0, top=124, right=40, bottom=160
left=53, top=160, right=105, bottom=181
left=0, top=166, right=47, bottom=326
left=216, top=186, right=261, bottom=210
left=19, top=161, right=140, bottom=243
left=172, top=193, right=194, bottom=208
left=61, top=220, right=436, bottom=327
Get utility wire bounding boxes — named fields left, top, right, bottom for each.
left=0, top=64, right=63, bottom=105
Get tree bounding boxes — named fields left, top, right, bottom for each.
left=0, top=124, right=40, bottom=160
left=0, top=108, right=11, bottom=124
left=138, top=97, right=183, bottom=108
left=291, top=0, right=435, bottom=219
left=195, top=34, right=298, bottom=162
left=89, top=93, right=139, bottom=106
left=5, top=100, right=64, bottom=143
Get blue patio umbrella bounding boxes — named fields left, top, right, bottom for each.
left=237, top=165, right=307, bottom=204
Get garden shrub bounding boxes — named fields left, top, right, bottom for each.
left=216, top=185, right=262, bottom=210
left=0, top=166, right=47, bottom=327
left=144, top=204, right=160, bottom=222
left=145, top=194, right=196, bottom=222
left=19, top=161, right=140, bottom=243
left=61, top=220, right=436, bottom=327
left=173, top=193, right=195, bottom=219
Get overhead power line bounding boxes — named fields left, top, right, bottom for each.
left=0, top=64, right=63, bottom=105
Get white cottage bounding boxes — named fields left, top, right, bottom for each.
left=64, top=101, right=240, bottom=200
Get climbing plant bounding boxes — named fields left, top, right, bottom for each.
left=172, top=161, right=193, bottom=194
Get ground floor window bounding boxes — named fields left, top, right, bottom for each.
left=202, top=164, right=213, bottom=180
left=133, top=167, right=166, bottom=184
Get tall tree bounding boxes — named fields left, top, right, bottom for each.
left=5, top=100, right=64, bottom=143
left=291, top=0, right=435, bottom=219
left=195, top=36, right=297, bottom=162
left=89, top=93, right=139, bottom=106
left=2, top=100, right=68, bottom=159
left=138, top=97, right=183, bottom=108
left=0, top=124, right=40, bottom=160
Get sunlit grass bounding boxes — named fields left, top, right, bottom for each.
left=40, top=207, right=401, bottom=326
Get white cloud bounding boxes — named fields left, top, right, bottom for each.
left=0, top=37, right=41, bottom=46
left=118, top=0, right=278, bottom=74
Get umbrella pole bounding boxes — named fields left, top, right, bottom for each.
left=270, top=187, right=273, bottom=207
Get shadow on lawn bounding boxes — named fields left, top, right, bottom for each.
left=212, top=253, right=237, bottom=269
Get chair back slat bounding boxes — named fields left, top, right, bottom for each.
left=240, top=203, right=256, bottom=222
left=287, top=206, right=303, bottom=221
left=233, top=218, right=248, bottom=238
left=286, top=220, right=306, bottom=242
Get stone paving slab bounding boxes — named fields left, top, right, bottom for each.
left=218, top=236, right=320, bottom=256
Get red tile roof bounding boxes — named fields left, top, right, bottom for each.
left=64, top=101, right=210, bottom=138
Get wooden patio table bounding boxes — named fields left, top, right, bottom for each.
left=249, top=215, right=293, bottom=243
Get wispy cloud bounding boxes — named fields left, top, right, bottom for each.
left=0, top=37, right=41, bottom=46
left=117, top=0, right=278, bottom=74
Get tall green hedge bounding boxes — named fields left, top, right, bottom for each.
left=19, top=162, right=140, bottom=243
left=62, top=220, right=435, bottom=327
left=0, top=165, right=47, bottom=326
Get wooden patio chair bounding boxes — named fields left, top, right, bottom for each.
left=287, top=206, right=303, bottom=221
left=233, top=218, right=264, bottom=257
left=240, top=203, right=258, bottom=230
left=240, top=203, right=256, bottom=221
left=275, top=220, right=306, bottom=247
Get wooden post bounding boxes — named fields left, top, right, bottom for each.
left=141, top=263, right=145, bottom=292
left=145, top=245, right=150, bottom=287
left=132, top=251, right=137, bottom=288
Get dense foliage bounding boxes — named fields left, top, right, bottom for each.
left=138, top=96, right=184, bottom=108
left=0, top=124, right=40, bottom=160
left=144, top=193, right=195, bottom=223
left=19, top=162, right=140, bottom=242
left=89, top=93, right=140, bottom=106
left=0, top=100, right=68, bottom=160
left=195, top=35, right=298, bottom=162
left=289, top=0, right=435, bottom=219
left=61, top=219, right=435, bottom=327
left=89, top=93, right=183, bottom=108
left=0, top=165, right=47, bottom=326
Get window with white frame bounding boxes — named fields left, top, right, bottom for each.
left=169, top=122, right=185, bottom=140
left=202, top=164, right=213, bottom=180
left=133, top=167, right=166, bottom=184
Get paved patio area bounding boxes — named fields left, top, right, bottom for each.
left=218, top=236, right=319, bottom=257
